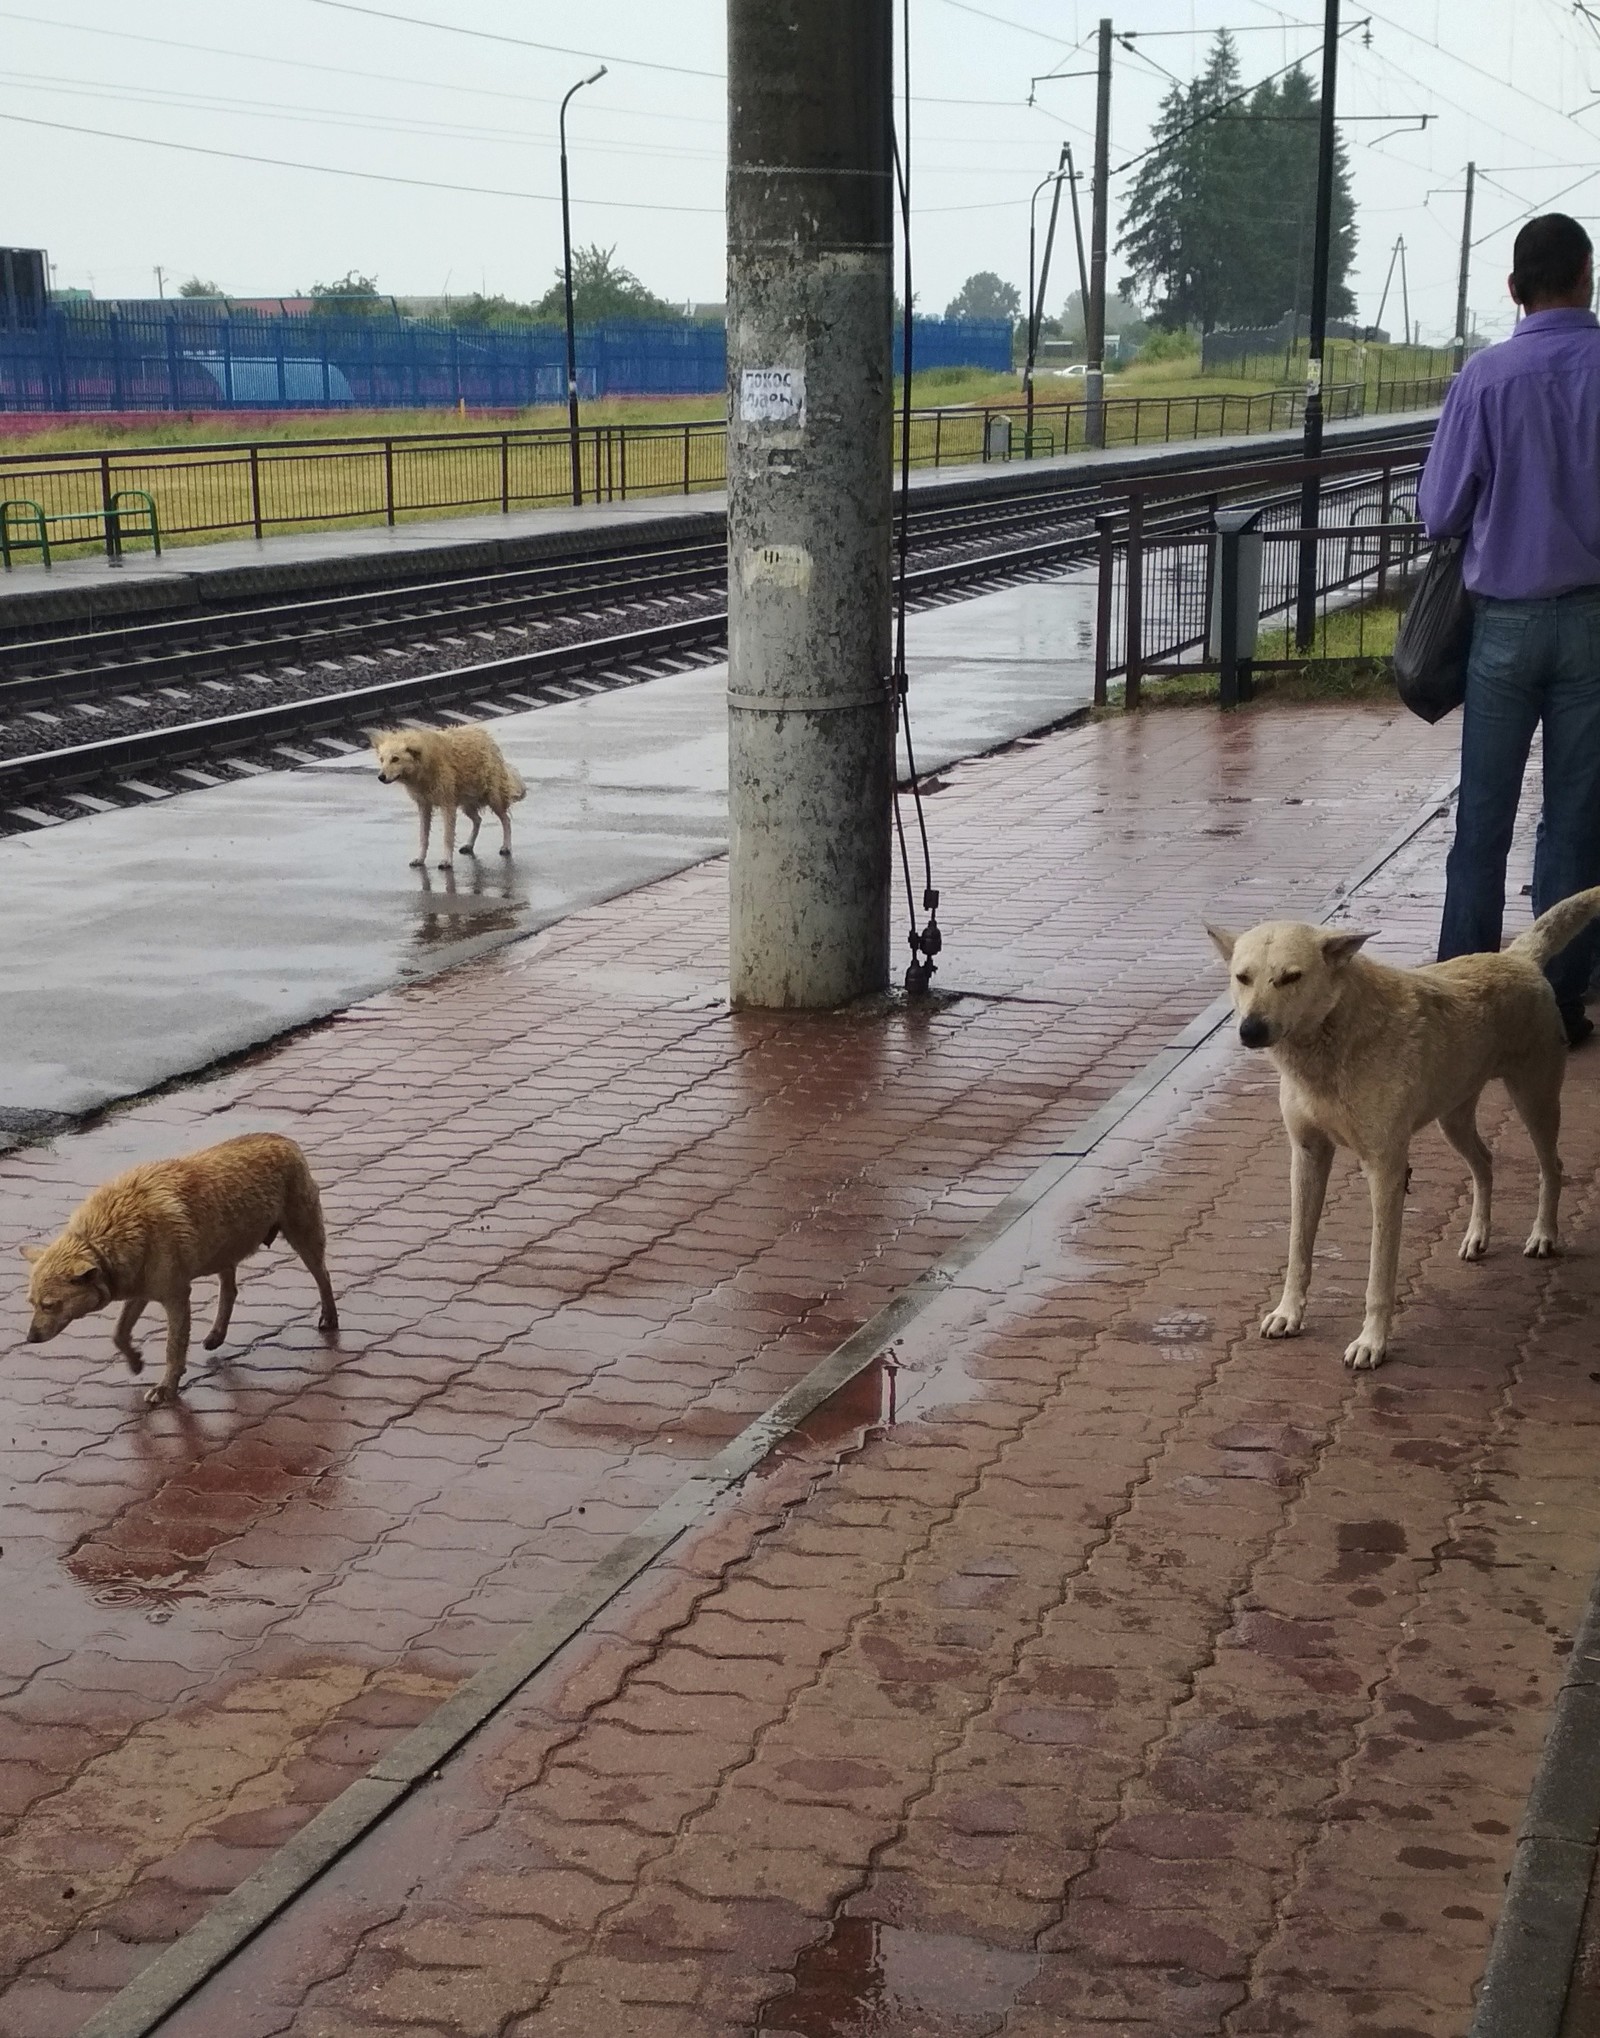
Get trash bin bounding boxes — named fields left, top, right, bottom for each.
left=1209, top=505, right=1264, bottom=706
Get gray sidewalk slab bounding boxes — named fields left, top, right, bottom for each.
left=0, top=573, right=1095, bottom=1122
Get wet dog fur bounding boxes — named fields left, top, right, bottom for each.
left=1208, top=886, right=1600, bottom=1370
left=370, top=724, right=526, bottom=868
left=22, top=1133, right=338, bottom=1405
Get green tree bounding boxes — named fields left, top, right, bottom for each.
left=533, top=245, right=678, bottom=324
left=1117, top=33, right=1356, bottom=333
left=446, top=291, right=540, bottom=328
left=943, top=272, right=1021, bottom=322
left=177, top=276, right=223, bottom=298
left=308, top=271, right=389, bottom=319
left=1117, top=32, right=1246, bottom=334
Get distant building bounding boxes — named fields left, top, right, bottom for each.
left=1, top=249, right=50, bottom=327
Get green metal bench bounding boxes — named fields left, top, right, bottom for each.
left=0, top=489, right=161, bottom=568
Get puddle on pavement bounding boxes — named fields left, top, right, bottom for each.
left=66, top=1412, right=342, bottom=1596
left=406, top=861, right=528, bottom=952
left=761, top=1917, right=1037, bottom=2035
left=787, top=1361, right=896, bottom=1453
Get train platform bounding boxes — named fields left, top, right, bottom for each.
left=6, top=685, right=1600, bottom=2037
left=0, top=571, right=1097, bottom=1126
left=0, top=407, right=1439, bottom=631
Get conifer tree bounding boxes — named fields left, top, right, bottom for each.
left=1118, top=32, right=1357, bottom=332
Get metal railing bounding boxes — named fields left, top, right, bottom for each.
left=0, top=376, right=1447, bottom=561
left=1092, top=437, right=1434, bottom=707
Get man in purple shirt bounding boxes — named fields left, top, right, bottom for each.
left=1419, top=212, right=1600, bottom=1044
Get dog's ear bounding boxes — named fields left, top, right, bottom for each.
left=1204, top=923, right=1238, bottom=962
left=1318, top=929, right=1373, bottom=967
left=363, top=729, right=386, bottom=750
left=18, top=1243, right=42, bottom=1262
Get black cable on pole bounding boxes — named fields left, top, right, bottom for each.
left=891, top=0, right=942, bottom=998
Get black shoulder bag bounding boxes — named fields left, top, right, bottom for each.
left=1393, top=538, right=1472, bottom=724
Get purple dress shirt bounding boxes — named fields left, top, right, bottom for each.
left=1417, top=307, right=1600, bottom=600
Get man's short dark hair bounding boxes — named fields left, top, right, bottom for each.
left=1512, top=214, right=1593, bottom=306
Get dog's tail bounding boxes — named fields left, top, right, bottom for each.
left=505, top=761, right=527, bottom=804
left=1509, top=885, right=1600, bottom=968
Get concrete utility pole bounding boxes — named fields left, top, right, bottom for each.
left=726, top=0, right=894, bottom=1008
left=1293, top=0, right=1341, bottom=652
left=1084, top=17, right=1113, bottom=449
left=1453, top=160, right=1475, bottom=372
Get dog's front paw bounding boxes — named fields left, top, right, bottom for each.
left=202, top=1330, right=226, bottom=1351
left=460, top=844, right=476, bottom=857
left=436, top=858, right=455, bottom=869
left=1459, top=1226, right=1489, bottom=1262
left=318, top=1306, right=340, bottom=1335
left=1260, top=1303, right=1304, bottom=1339
left=117, top=1345, right=144, bottom=1373
left=499, top=846, right=512, bottom=858
left=143, top=1381, right=177, bottom=1407
left=1524, top=1228, right=1559, bottom=1259
left=409, top=857, right=427, bottom=869
left=1344, top=1329, right=1388, bottom=1371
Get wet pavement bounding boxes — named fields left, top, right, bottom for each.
left=0, top=698, right=1491, bottom=2037
left=137, top=757, right=1600, bottom=2038
left=0, top=572, right=1096, bottom=1121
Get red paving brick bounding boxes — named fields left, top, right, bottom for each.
left=139, top=755, right=1600, bottom=2038
left=12, top=697, right=1588, bottom=2037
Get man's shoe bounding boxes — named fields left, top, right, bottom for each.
left=1562, top=1005, right=1595, bottom=1049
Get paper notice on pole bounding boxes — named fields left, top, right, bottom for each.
left=1305, top=358, right=1323, bottom=394
left=739, top=367, right=806, bottom=428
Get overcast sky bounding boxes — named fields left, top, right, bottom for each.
left=8, top=0, right=1599, bottom=345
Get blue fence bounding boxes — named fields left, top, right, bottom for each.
left=0, top=304, right=1014, bottom=413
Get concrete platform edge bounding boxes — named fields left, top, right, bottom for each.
left=1470, top=1565, right=1600, bottom=2038
left=72, top=770, right=1462, bottom=2038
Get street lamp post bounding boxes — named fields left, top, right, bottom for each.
left=1025, top=149, right=1070, bottom=457
left=559, top=65, right=606, bottom=508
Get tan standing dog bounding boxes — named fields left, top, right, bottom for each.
left=22, top=1133, right=338, bottom=1405
left=370, top=724, right=526, bottom=868
left=1208, top=886, right=1600, bottom=1370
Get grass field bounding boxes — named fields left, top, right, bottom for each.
left=0, top=343, right=1448, bottom=562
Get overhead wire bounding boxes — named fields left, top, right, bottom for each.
left=1111, top=20, right=1373, bottom=176
left=0, top=109, right=723, bottom=211
left=0, top=70, right=726, bottom=160
left=1361, top=2, right=1600, bottom=137
left=933, top=0, right=1084, bottom=47
left=0, top=5, right=715, bottom=125
left=306, top=0, right=723, bottom=80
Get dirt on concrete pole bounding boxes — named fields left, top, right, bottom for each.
left=726, top=0, right=895, bottom=1009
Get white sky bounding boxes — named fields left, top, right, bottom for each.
left=7, top=1, right=1600, bottom=346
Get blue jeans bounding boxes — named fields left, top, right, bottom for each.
left=1438, top=589, right=1600, bottom=1013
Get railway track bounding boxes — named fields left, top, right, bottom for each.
left=0, top=424, right=1434, bottom=830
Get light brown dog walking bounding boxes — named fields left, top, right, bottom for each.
left=22, top=1133, right=338, bottom=1405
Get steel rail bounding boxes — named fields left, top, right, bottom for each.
left=0, top=527, right=1109, bottom=804
left=0, top=424, right=1439, bottom=815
